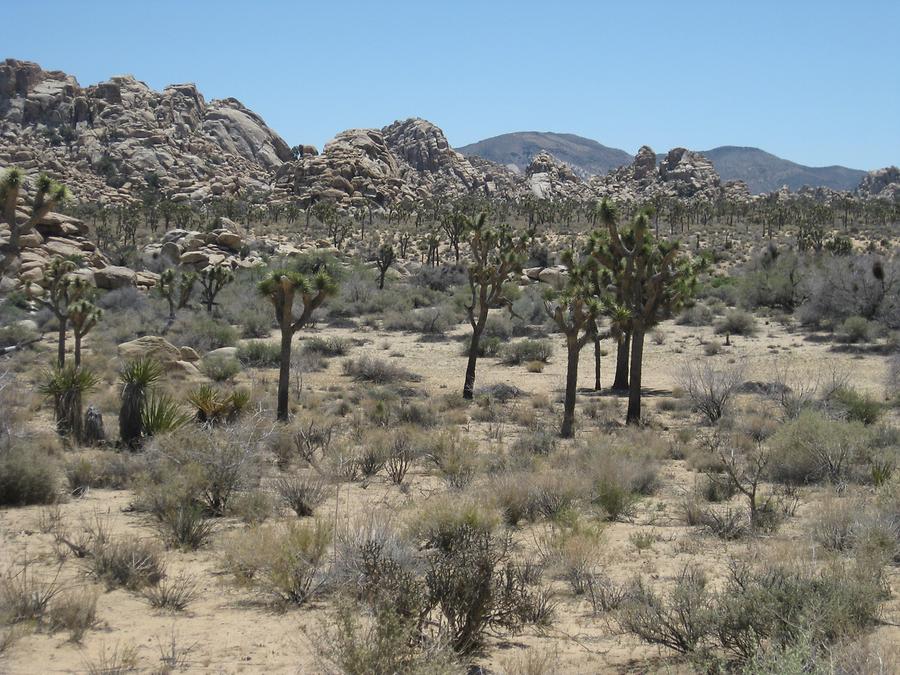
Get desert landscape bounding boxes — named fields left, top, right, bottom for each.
left=1, top=4, right=899, bottom=674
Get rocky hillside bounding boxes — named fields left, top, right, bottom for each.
left=857, top=166, right=900, bottom=201
left=274, top=118, right=510, bottom=208
left=457, top=131, right=633, bottom=178
left=0, top=59, right=292, bottom=203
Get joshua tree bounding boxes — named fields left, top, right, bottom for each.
left=370, top=241, right=396, bottom=290
left=69, top=298, right=102, bottom=367
left=441, top=210, right=467, bottom=263
left=1, top=169, right=70, bottom=277
left=156, top=267, right=196, bottom=328
left=39, top=257, right=90, bottom=368
left=119, top=357, right=164, bottom=449
left=544, top=250, right=600, bottom=437
left=259, top=269, right=337, bottom=421
left=588, top=200, right=631, bottom=392
left=591, top=202, right=696, bottom=424
left=198, top=264, right=234, bottom=314
left=462, top=214, right=529, bottom=400
left=39, top=364, right=99, bottom=442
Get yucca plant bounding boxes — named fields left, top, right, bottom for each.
left=119, top=358, right=164, bottom=449
left=142, top=392, right=191, bottom=436
left=186, top=384, right=250, bottom=425
left=39, top=364, right=100, bottom=442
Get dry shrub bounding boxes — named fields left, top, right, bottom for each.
left=142, top=571, right=199, bottom=611
left=48, top=587, right=98, bottom=641
left=274, top=473, right=329, bottom=517
left=222, top=520, right=331, bottom=606
left=677, top=360, right=746, bottom=424
left=0, top=443, right=59, bottom=506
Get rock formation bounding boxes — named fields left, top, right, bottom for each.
left=0, top=59, right=292, bottom=204
left=857, top=166, right=900, bottom=201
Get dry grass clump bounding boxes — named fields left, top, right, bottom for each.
left=221, top=520, right=331, bottom=607
left=274, top=473, right=329, bottom=517
left=0, top=443, right=59, bottom=506
left=577, top=434, right=661, bottom=521
left=141, top=571, right=200, bottom=611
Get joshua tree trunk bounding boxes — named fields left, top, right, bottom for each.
left=561, top=336, right=582, bottom=438
left=74, top=333, right=83, bottom=367
left=57, top=319, right=67, bottom=368
left=463, top=312, right=487, bottom=400
left=626, top=329, right=645, bottom=425
left=119, top=382, right=145, bottom=449
left=277, top=312, right=293, bottom=422
left=612, top=332, right=630, bottom=392
left=593, top=331, right=602, bottom=391
left=54, top=389, right=83, bottom=441
left=378, top=269, right=387, bottom=290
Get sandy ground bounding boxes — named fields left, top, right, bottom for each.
left=1, top=314, right=897, bottom=674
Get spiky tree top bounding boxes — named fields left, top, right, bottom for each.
left=1, top=169, right=70, bottom=275
left=258, top=269, right=337, bottom=333
left=464, top=213, right=530, bottom=326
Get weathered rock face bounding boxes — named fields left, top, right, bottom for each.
left=275, top=118, right=499, bottom=208
left=0, top=59, right=292, bottom=204
left=524, top=151, right=591, bottom=200
left=593, top=145, right=724, bottom=203
left=857, top=166, right=900, bottom=200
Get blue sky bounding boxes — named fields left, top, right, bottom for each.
left=5, top=1, right=898, bottom=169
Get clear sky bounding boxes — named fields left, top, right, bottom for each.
left=5, top=1, right=898, bottom=169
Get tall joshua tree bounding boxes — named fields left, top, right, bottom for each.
left=40, top=257, right=90, bottom=368
left=588, top=200, right=631, bottom=392
left=1, top=169, right=70, bottom=277
left=69, top=298, right=102, bottom=367
left=157, top=267, right=196, bottom=327
left=544, top=250, right=600, bottom=438
left=198, top=264, right=234, bottom=314
left=462, top=214, right=529, bottom=400
left=259, top=269, right=337, bottom=421
left=591, top=204, right=697, bottom=425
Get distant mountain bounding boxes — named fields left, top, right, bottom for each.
left=456, top=132, right=632, bottom=178
left=693, top=146, right=866, bottom=193
left=458, top=132, right=868, bottom=194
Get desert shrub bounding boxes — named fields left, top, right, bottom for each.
left=580, top=439, right=659, bottom=521
left=618, top=559, right=885, bottom=665
left=838, top=316, right=872, bottom=343
left=142, top=571, right=199, bottom=611
left=618, top=567, right=714, bottom=655
left=500, top=339, right=553, bottom=365
left=237, top=340, right=281, bottom=367
left=342, top=356, right=420, bottom=383
left=715, top=309, right=757, bottom=336
left=201, top=354, right=241, bottom=381
left=490, top=473, right=535, bottom=526
left=381, top=428, right=420, bottom=485
left=317, top=600, right=460, bottom=675
left=65, top=452, right=142, bottom=496
left=141, top=392, right=192, bottom=436
left=146, top=423, right=265, bottom=517
left=735, top=247, right=805, bottom=312
left=303, top=336, right=352, bottom=357
left=155, top=502, right=217, bottom=550
left=395, top=400, right=439, bottom=429
left=475, top=382, right=524, bottom=404
left=704, top=339, right=722, bottom=356
left=167, top=313, right=237, bottom=352
left=425, top=432, right=478, bottom=490
left=227, top=489, right=275, bottom=525
left=0, top=320, right=38, bottom=349
left=274, top=473, right=328, bottom=517
left=0, top=558, right=63, bottom=624
left=677, top=303, right=714, bottom=327
left=701, top=506, right=752, bottom=540
left=47, top=588, right=98, bottom=641
left=539, top=523, right=604, bottom=595
left=512, top=428, right=558, bottom=457
left=699, top=472, right=738, bottom=503
left=86, top=536, right=165, bottom=590
left=411, top=264, right=466, bottom=292
left=767, top=410, right=868, bottom=484
left=423, top=522, right=550, bottom=654
left=677, top=360, right=745, bottom=424
left=0, top=446, right=59, bottom=506
left=222, top=520, right=331, bottom=606
left=525, top=470, right=589, bottom=522
left=833, top=387, right=883, bottom=425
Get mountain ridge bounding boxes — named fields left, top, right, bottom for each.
left=457, top=132, right=869, bottom=193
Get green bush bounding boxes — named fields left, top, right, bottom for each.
left=237, top=340, right=281, bottom=368
left=834, top=387, right=883, bottom=425
left=201, top=354, right=242, bottom=381
left=715, top=309, right=757, bottom=336
left=0, top=447, right=59, bottom=506
left=838, top=316, right=871, bottom=343
left=168, top=313, right=237, bottom=352
left=500, top=339, right=553, bottom=365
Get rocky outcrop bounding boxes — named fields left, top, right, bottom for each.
left=524, top=151, right=591, bottom=200
left=857, top=166, right=900, bottom=201
left=0, top=59, right=292, bottom=204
